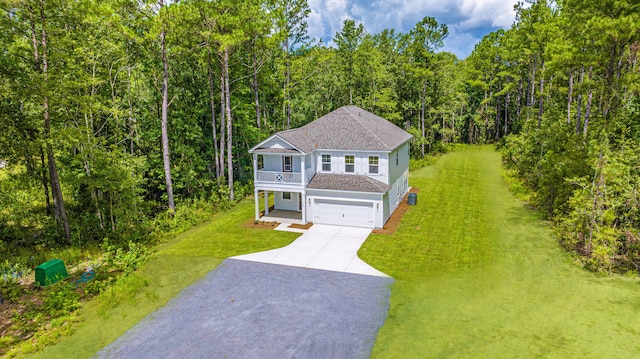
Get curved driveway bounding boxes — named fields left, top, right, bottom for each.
left=234, top=224, right=389, bottom=277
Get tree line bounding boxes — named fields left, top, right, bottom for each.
left=1, top=0, right=638, bottom=273
left=0, top=0, right=458, bottom=250
left=471, top=0, right=639, bottom=273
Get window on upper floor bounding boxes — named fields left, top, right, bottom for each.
left=345, top=155, right=355, bottom=173
left=282, top=156, right=292, bottom=172
left=369, top=156, right=379, bottom=174
left=257, top=155, right=264, bottom=170
left=396, top=151, right=399, bottom=166
left=322, top=154, right=331, bottom=172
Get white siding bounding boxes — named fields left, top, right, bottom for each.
left=274, top=191, right=300, bottom=211
left=261, top=155, right=282, bottom=172
left=254, top=138, right=410, bottom=229
left=389, top=141, right=410, bottom=185
left=369, top=153, right=388, bottom=184
left=259, top=137, right=297, bottom=150
left=383, top=192, right=390, bottom=224
left=292, top=156, right=302, bottom=173
left=314, top=151, right=389, bottom=184
left=305, top=153, right=315, bottom=184
left=259, top=154, right=302, bottom=173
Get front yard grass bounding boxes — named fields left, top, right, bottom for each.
left=26, top=199, right=298, bottom=359
left=360, top=145, right=640, bottom=358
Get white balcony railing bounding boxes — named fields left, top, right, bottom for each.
left=256, top=171, right=302, bottom=185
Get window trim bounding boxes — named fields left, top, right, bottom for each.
left=344, top=155, right=355, bottom=173
left=368, top=155, right=379, bottom=174
left=282, top=156, right=293, bottom=172
left=321, top=154, right=331, bottom=172
left=257, top=155, right=264, bottom=170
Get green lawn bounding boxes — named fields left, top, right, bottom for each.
left=23, top=146, right=640, bottom=358
left=360, top=145, right=640, bottom=358
left=25, top=199, right=298, bottom=359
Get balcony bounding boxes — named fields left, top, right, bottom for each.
left=256, top=170, right=302, bottom=185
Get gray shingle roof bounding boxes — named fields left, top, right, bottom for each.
left=277, top=105, right=412, bottom=152
left=307, top=173, right=391, bottom=193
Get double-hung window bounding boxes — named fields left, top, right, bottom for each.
left=345, top=155, right=355, bottom=173
left=369, top=156, right=379, bottom=174
left=322, top=154, right=331, bottom=172
left=282, top=156, right=292, bottom=172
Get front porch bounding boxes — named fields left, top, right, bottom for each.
left=260, top=210, right=304, bottom=225
left=254, top=189, right=308, bottom=225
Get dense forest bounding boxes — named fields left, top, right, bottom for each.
left=0, top=0, right=638, bottom=276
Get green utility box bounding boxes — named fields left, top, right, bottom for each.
left=35, top=259, right=68, bottom=286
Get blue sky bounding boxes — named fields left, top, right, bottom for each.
left=306, top=0, right=521, bottom=59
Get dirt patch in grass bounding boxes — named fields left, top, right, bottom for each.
left=0, top=284, right=58, bottom=355
left=242, top=206, right=281, bottom=229
left=243, top=220, right=280, bottom=229
left=0, top=300, right=21, bottom=344
left=372, top=188, right=420, bottom=235
left=289, top=222, right=313, bottom=230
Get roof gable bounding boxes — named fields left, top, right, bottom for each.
left=277, top=106, right=412, bottom=152
left=249, top=134, right=303, bottom=154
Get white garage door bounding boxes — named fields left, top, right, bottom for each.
left=314, top=199, right=374, bottom=228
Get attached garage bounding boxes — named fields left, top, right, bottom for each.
left=306, top=173, right=390, bottom=229
left=314, top=199, right=374, bottom=228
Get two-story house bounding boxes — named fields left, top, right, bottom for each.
left=249, top=105, right=412, bottom=229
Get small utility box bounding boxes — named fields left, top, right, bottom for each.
left=408, top=192, right=417, bottom=205
left=35, top=259, right=68, bottom=286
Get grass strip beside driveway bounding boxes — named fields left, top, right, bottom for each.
left=360, top=145, right=640, bottom=358
left=27, top=200, right=298, bottom=359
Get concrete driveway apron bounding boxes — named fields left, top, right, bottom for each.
left=233, top=224, right=389, bottom=277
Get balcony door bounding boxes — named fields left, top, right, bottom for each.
left=282, top=156, right=293, bottom=172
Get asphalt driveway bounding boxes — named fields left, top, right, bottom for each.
left=95, top=259, right=394, bottom=359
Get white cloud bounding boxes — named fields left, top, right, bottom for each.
left=307, top=5, right=326, bottom=41
left=306, top=0, right=520, bottom=58
left=308, top=0, right=351, bottom=45
left=456, top=0, right=518, bottom=30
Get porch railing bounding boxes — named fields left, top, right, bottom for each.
left=256, top=171, right=302, bottom=184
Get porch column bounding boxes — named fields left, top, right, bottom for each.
left=301, top=191, right=307, bottom=224
left=264, top=190, right=269, bottom=215
left=301, top=156, right=306, bottom=185
left=252, top=154, right=258, bottom=183
left=254, top=188, right=260, bottom=221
